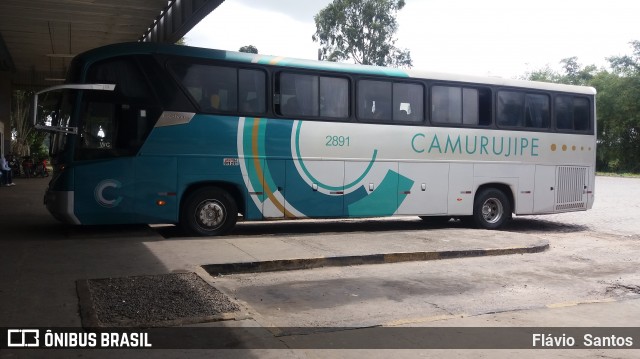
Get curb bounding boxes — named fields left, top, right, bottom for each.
left=202, top=239, right=550, bottom=276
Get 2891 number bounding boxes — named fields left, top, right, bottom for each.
left=325, top=135, right=350, bottom=147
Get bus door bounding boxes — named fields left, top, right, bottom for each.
left=73, top=158, right=137, bottom=224
left=72, top=55, right=162, bottom=224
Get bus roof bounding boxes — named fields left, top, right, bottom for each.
left=77, top=42, right=596, bottom=96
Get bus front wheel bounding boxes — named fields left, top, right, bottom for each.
left=181, top=187, right=237, bottom=236
left=473, top=188, right=512, bottom=230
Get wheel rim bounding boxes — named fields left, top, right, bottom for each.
left=195, top=199, right=226, bottom=231
left=481, top=197, right=503, bottom=224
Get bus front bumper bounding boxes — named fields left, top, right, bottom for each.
left=44, top=189, right=81, bottom=225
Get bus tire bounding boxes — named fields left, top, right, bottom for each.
left=473, top=188, right=512, bottom=230
left=181, top=187, right=237, bottom=236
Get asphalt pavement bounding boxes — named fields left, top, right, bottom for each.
left=2, top=175, right=636, bottom=358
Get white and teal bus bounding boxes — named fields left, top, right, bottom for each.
left=33, top=43, right=596, bottom=236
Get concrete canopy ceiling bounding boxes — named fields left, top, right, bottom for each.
left=0, top=0, right=224, bottom=89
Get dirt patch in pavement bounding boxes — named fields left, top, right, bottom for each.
left=78, top=272, right=239, bottom=327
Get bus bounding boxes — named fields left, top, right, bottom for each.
left=33, top=42, right=596, bottom=236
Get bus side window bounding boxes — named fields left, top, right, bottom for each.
left=462, top=88, right=479, bottom=125
left=320, top=76, right=348, bottom=118
left=358, top=80, right=391, bottom=122
left=239, top=69, right=266, bottom=114
left=393, top=83, right=423, bottom=123
left=279, top=73, right=318, bottom=117
left=477, top=88, right=492, bottom=126
left=573, top=97, right=590, bottom=131
left=555, top=95, right=573, bottom=130
left=431, top=86, right=461, bottom=124
left=497, top=91, right=525, bottom=127
left=525, top=94, right=550, bottom=129
left=203, top=69, right=237, bottom=112
left=169, top=63, right=238, bottom=112
left=555, top=95, right=590, bottom=132
left=431, top=86, right=488, bottom=127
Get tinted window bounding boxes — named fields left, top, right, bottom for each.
left=498, top=91, right=550, bottom=129
left=358, top=80, right=392, bottom=122
left=555, top=95, right=590, bottom=131
left=525, top=94, right=550, bottom=128
left=320, top=77, right=349, bottom=118
left=170, top=63, right=238, bottom=112
left=573, top=97, right=590, bottom=131
left=239, top=69, right=266, bottom=114
left=280, top=73, right=318, bottom=117
left=278, top=73, right=349, bottom=119
left=77, top=57, right=161, bottom=160
left=497, top=91, right=525, bottom=127
left=462, top=88, right=479, bottom=125
left=432, top=86, right=461, bottom=124
left=432, top=86, right=484, bottom=125
left=393, top=83, right=423, bottom=122
left=170, top=63, right=266, bottom=115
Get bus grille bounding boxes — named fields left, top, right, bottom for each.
left=556, top=166, right=587, bottom=211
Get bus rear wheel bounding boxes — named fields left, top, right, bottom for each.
left=473, top=188, right=512, bottom=230
left=181, top=187, right=237, bottom=236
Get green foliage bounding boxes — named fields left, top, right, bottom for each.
left=9, top=90, right=49, bottom=160
left=312, top=0, right=412, bottom=68
left=175, top=37, right=187, bottom=46
left=523, top=42, right=640, bottom=173
left=239, top=45, right=259, bottom=54
left=522, top=65, right=562, bottom=83
left=607, top=40, right=640, bottom=75
left=11, top=90, right=35, bottom=156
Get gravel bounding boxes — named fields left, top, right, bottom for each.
left=87, top=272, right=239, bottom=326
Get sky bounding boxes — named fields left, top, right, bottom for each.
left=186, top=0, right=640, bottom=78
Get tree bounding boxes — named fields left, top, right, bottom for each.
left=521, top=42, right=640, bottom=173
left=10, top=90, right=47, bottom=158
left=520, top=64, right=562, bottom=83
left=175, top=37, right=187, bottom=45
left=608, top=40, right=640, bottom=75
left=312, top=0, right=412, bottom=68
left=521, top=58, right=597, bottom=86
left=559, top=57, right=597, bottom=86
left=239, top=45, right=258, bottom=54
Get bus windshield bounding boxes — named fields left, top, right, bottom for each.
left=34, top=88, right=75, bottom=158
left=74, top=57, right=163, bottom=160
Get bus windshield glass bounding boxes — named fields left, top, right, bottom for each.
left=36, top=89, right=75, bottom=157
left=35, top=88, right=73, bottom=131
left=74, top=57, right=162, bottom=160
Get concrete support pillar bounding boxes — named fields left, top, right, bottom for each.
left=0, top=73, right=11, bottom=157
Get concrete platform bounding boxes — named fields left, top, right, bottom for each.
left=198, top=227, right=548, bottom=275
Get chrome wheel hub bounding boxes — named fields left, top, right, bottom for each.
left=196, top=200, right=225, bottom=229
left=481, top=198, right=503, bottom=224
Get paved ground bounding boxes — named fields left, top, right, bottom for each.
left=525, top=175, right=640, bottom=237
left=1, top=175, right=639, bottom=358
